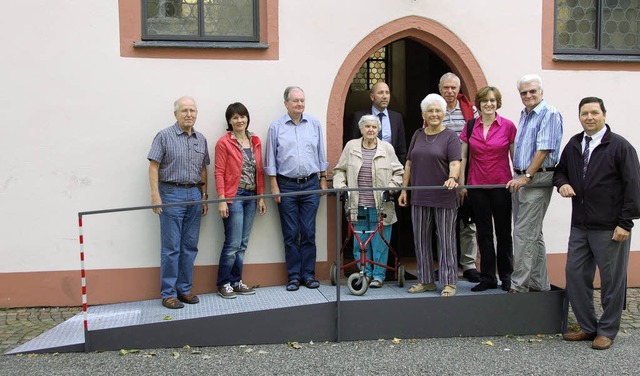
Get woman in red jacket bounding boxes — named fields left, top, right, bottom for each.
left=215, top=102, right=266, bottom=299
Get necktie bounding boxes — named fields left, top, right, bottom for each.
left=377, top=112, right=384, bottom=140
left=583, top=135, right=592, bottom=178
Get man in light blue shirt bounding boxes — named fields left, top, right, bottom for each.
left=265, top=86, right=329, bottom=291
left=506, top=74, right=563, bottom=293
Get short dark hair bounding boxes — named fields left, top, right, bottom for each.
left=225, top=102, right=250, bottom=131
left=475, top=86, right=502, bottom=110
left=578, top=97, right=606, bottom=114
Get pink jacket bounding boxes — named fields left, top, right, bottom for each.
left=214, top=132, right=264, bottom=201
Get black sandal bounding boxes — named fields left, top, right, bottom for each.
left=304, top=279, right=320, bottom=289
left=286, top=279, right=300, bottom=291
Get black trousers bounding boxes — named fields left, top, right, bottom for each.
left=468, top=188, right=513, bottom=284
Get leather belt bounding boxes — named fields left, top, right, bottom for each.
left=161, top=181, right=204, bottom=188
left=238, top=182, right=256, bottom=191
left=277, top=174, right=316, bottom=183
left=514, top=167, right=556, bottom=175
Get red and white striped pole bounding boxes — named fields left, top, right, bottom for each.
left=78, top=215, right=89, bottom=347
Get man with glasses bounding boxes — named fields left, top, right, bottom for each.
left=506, top=74, right=563, bottom=293
left=439, top=72, right=481, bottom=283
left=148, top=96, right=210, bottom=309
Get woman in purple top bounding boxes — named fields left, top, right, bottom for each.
left=459, top=86, right=517, bottom=292
left=399, top=94, right=461, bottom=297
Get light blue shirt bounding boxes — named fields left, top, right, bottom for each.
left=371, top=107, right=391, bottom=143
left=513, top=100, right=563, bottom=170
left=264, top=113, right=329, bottom=177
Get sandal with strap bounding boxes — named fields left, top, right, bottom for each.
left=286, top=279, right=300, bottom=291
left=408, top=283, right=436, bottom=294
left=441, top=284, right=457, bottom=297
left=304, top=279, right=320, bottom=289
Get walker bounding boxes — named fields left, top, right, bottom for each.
left=330, top=191, right=405, bottom=295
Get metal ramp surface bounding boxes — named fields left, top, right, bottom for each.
left=5, top=282, right=566, bottom=354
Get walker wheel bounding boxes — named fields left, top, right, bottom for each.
left=330, top=263, right=338, bottom=286
left=347, top=273, right=368, bottom=295
left=397, top=265, right=406, bottom=287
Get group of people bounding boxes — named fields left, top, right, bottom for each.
left=147, top=87, right=328, bottom=311
left=147, top=74, right=640, bottom=351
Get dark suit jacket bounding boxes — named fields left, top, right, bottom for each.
left=350, top=108, right=407, bottom=164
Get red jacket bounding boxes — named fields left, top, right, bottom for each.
left=214, top=132, right=264, bottom=201
left=457, top=93, right=475, bottom=121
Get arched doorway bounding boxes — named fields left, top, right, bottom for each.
left=324, top=16, right=488, bottom=267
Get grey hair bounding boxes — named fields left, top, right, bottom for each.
left=517, top=74, right=544, bottom=91
left=420, top=94, right=447, bottom=113
left=357, top=114, right=380, bottom=133
left=438, top=72, right=461, bottom=89
left=174, top=96, right=197, bottom=112
left=284, top=86, right=304, bottom=101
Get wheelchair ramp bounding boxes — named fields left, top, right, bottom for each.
left=5, top=282, right=565, bottom=354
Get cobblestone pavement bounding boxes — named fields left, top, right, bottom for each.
left=1, top=307, right=81, bottom=354
left=1, top=289, right=639, bottom=355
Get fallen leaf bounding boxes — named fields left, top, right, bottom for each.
left=288, top=341, right=302, bottom=349
left=245, top=348, right=254, bottom=353
left=536, top=334, right=546, bottom=338
left=517, top=338, right=526, bottom=342
left=239, top=345, right=247, bottom=348
left=257, top=350, right=269, bottom=354
left=482, top=340, right=495, bottom=347
left=183, top=345, right=191, bottom=350
left=392, top=337, right=401, bottom=344
left=172, top=351, right=180, bottom=359
left=27, top=353, right=38, bottom=358
left=377, top=339, right=385, bottom=342
left=529, top=339, right=543, bottom=343
left=163, top=316, right=172, bottom=321
left=505, top=334, right=517, bottom=339
left=191, top=350, right=201, bottom=354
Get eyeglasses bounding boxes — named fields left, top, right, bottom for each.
left=519, top=89, right=539, bottom=96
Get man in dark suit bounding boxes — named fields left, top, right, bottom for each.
left=349, top=82, right=406, bottom=164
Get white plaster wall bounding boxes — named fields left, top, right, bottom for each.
left=1, top=0, right=638, bottom=273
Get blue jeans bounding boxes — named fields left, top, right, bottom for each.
left=277, top=175, right=320, bottom=282
left=352, top=206, right=391, bottom=281
left=159, top=184, right=202, bottom=299
left=217, top=188, right=257, bottom=287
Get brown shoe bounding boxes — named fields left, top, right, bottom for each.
left=162, top=297, right=184, bottom=309
left=177, top=293, right=200, bottom=304
left=592, top=335, right=614, bottom=350
left=562, top=330, right=596, bottom=341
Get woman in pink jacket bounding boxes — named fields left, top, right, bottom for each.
left=215, top=102, right=266, bottom=299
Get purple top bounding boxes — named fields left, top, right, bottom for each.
left=460, top=113, right=517, bottom=185
left=407, top=128, right=461, bottom=208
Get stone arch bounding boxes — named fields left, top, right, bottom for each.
left=325, top=15, right=487, bottom=167
left=323, top=16, right=487, bottom=267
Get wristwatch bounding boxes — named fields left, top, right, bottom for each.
left=525, top=172, right=533, bottom=179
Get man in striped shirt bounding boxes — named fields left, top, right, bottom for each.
left=439, top=72, right=481, bottom=283
left=506, top=74, right=563, bottom=293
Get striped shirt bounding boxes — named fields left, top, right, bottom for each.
left=513, top=100, right=564, bottom=170
left=147, top=123, right=210, bottom=184
left=443, top=101, right=479, bottom=137
left=357, top=147, right=376, bottom=207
